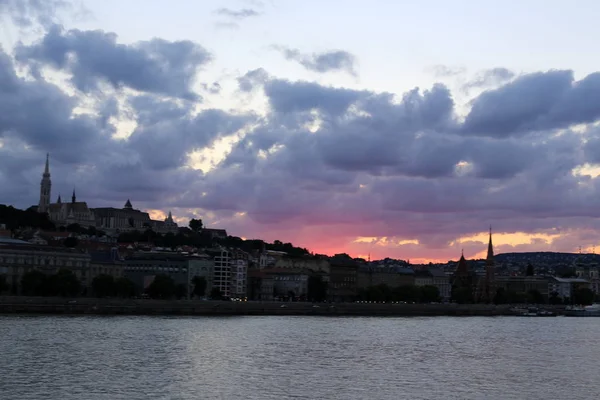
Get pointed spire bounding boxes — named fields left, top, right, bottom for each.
left=124, top=199, right=132, bottom=209
left=42, top=153, right=51, bottom=178
left=72, top=188, right=76, bottom=203
left=456, top=250, right=468, bottom=273
left=486, top=226, right=494, bottom=265
left=57, top=193, right=62, bottom=204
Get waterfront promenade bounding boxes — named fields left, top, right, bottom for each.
left=0, top=297, right=564, bottom=316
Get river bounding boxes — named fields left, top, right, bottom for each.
left=1, top=315, right=598, bottom=399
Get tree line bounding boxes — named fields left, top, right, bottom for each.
left=357, top=284, right=441, bottom=303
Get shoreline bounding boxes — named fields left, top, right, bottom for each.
left=0, top=297, right=565, bottom=317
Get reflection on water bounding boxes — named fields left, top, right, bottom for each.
left=1, top=315, right=599, bottom=399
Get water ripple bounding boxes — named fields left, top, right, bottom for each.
left=1, top=315, right=599, bottom=399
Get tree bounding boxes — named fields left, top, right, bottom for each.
left=146, top=274, right=176, bottom=299
left=175, top=284, right=187, bottom=299
left=420, top=285, right=440, bottom=303
left=451, top=287, right=473, bottom=304
left=66, top=223, right=82, bottom=233
left=549, top=291, right=563, bottom=305
left=210, top=287, right=223, bottom=300
left=192, top=276, right=207, bottom=298
left=64, top=237, right=79, bottom=248
left=573, top=287, right=595, bottom=305
left=493, top=287, right=508, bottom=305
left=189, top=218, right=203, bottom=233
left=92, top=274, right=115, bottom=298
left=21, top=270, right=47, bottom=296
left=0, top=274, right=9, bottom=294
left=51, top=269, right=81, bottom=297
left=115, top=277, right=136, bottom=298
left=395, top=285, right=422, bottom=303
left=527, top=289, right=545, bottom=304
left=526, top=263, right=535, bottom=276
left=307, top=275, right=328, bottom=302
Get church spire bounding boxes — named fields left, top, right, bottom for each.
left=38, top=153, right=52, bottom=213
left=72, top=188, right=76, bottom=203
left=486, top=225, right=494, bottom=265
left=57, top=194, right=62, bottom=204
left=44, top=153, right=50, bottom=176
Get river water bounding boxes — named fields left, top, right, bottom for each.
left=1, top=315, right=598, bottom=399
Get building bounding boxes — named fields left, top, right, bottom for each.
left=482, top=227, right=496, bottom=302
left=495, top=276, right=550, bottom=300
left=358, top=265, right=415, bottom=289
left=247, top=269, right=275, bottom=301
left=451, top=251, right=478, bottom=302
left=123, top=252, right=194, bottom=296
left=0, top=238, right=91, bottom=293
left=87, top=249, right=124, bottom=293
left=94, top=200, right=178, bottom=234
left=547, top=277, right=590, bottom=300
left=259, top=250, right=287, bottom=268
left=203, top=228, right=228, bottom=240
left=329, top=255, right=359, bottom=302
left=187, top=254, right=214, bottom=297
left=575, top=263, right=600, bottom=295
left=205, top=248, right=231, bottom=297
left=414, top=268, right=451, bottom=301
left=229, top=249, right=248, bottom=298
left=36, top=155, right=177, bottom=233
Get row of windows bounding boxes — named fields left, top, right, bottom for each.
left=0, top=256, right=87, bottom=268
left=125, top=266, right=187, bottom=273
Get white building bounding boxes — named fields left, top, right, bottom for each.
left=230, top=258, right=248, bottom=298
left=206, top=248, right=231, bottom=297
left=548, top=277, right=590, bottom=299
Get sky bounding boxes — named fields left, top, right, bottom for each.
left=2, top=0, right=600, bottom=263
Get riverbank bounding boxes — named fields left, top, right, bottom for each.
left=0, top=296, right=566, bottom=316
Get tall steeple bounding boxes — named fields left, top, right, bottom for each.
left=484, top=226, right=496, bottom=302
left=72, top=189, right=76, bottom=203
left=38, top=153, right=52, bottom=213
left=486, top=225, right=494, bottom=266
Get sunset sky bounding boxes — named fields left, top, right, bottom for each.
left=2, top=0, right=600, bottom=263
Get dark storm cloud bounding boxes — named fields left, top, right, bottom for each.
left=264, top=79, right=368, bottom=115
left=274, top=46, right=358, bottom=76
left=215, top=8, right=261, bottom=19
left=127, top=104, right=255, bottom=171
left=462, top=70, right=600, bottom=137
left=15, top=25, right=212, bottom=100
left=0, top=48, right=114, bottom=161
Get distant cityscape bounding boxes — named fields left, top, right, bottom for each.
left=0, top=155, right=598, bottom=305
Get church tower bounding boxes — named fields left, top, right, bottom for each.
left=38, top=153, right=51, bottom=213
left=484, top=226, right=496, bottom=302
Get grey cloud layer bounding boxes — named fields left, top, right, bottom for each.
left=3, top=24, right=600, bottom=249
left=274, top=46, right=358, bottom=76
left=15, top=25, right=211, bottom=100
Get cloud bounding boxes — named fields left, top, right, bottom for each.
left=237, top=68, right=270, bottom=92
left=427, top=64, right=467, bottom=77
left=461, top=70, right=600, bottom=137
left=215, top=8, right=261, bottom=19
left=463, top=67, right=515, bottom=90
left=15, top=25, right=212, bottom=100
left=0, top=0, right=67, bottom=27
left=274, top=46, right=358, bottom=76
left=5, top=21, right=600, bottom=261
